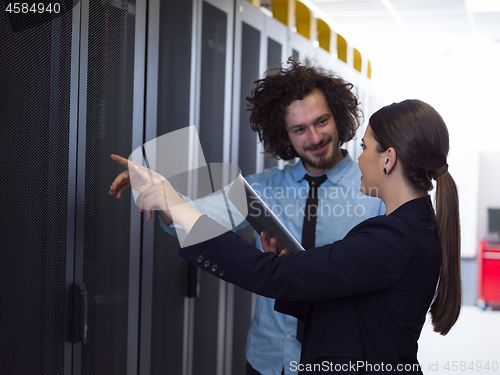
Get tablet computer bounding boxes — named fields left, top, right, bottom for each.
left=228, top=176, right=304, bottom=254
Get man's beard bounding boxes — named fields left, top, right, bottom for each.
left=300, top=139, right=340, bottom=171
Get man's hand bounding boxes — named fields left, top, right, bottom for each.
left=260, top=232, right=287, bottom=256
left=136, top=180, right=173, bottom=223
left=109, top=153, right=204, bottom=233
left=109, top=170, right=131, bottom=199
left=109, top=154, right=167, bottom=195
left=109, top=154, right=174, bottom=225
left=109, top=154, right=132, bottom=199
left=132, top=164, right=202, bottom=232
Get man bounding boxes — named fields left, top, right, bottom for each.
left=109, top=59, right=384, bottom=375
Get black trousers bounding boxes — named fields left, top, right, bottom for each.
left=246, top=361, right=284, bottom=375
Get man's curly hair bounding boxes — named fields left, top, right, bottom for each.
left=247, top=58, right=363, bottom=161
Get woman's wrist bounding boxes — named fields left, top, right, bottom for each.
left=170, top=204, right=203, bottom=234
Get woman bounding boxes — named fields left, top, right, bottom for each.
left=118, top=99, right=461, bottom=374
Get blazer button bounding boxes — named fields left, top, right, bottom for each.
left=196, top=255, right=204, bottom=263
left=211, top=264, right=218, bottom=272
left=203, top=260, right=211, bottom=268
left=219, top=270, right=226, bottom=277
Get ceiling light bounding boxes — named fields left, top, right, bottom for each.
left=464, top=0, right=500, bottom=13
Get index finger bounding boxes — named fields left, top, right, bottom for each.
left=110, top=154, right=131, bottom=169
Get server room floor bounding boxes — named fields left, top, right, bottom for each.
left=417, top=305, right=500, bottom=375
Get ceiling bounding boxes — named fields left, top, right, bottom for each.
left=302, top=0, right=500, bottom=63
left=305, top=0, right=500, bottom=41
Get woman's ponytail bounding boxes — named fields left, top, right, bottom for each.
left=430, top=169, right=462, bottom=335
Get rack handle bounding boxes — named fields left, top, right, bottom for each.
left=73, top=282, right=88, bottom=344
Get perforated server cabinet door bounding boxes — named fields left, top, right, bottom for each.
left=141, top=0, right=195, bottom=375
left=73, top=0, right=145, bottom=374
left=193, top=1, right=234, bottom=374
left=0, top=4, right=77, bottom=375
left=233, top=1, right=263, bottom=178
left=230, top=2, right=265, bottom=374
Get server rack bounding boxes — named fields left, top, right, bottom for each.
left=1, top=0, right=146, bottom=373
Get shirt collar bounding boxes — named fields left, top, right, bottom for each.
left=291, top=149, right=353, bottom=185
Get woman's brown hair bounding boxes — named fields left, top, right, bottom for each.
left=369, top=99, right=461, bottom=335
left=247, top=58, right=362, bottom=160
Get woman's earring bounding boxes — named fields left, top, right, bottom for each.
left=383, top=168, right=387, bottom=174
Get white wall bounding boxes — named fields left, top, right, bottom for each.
left=447, top=151, right=480, bottom=258
left=477, top=151, right=500, bottom=247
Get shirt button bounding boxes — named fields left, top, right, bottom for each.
left=204, top=260, right=211, bottom=268
left=211, top=264, right=218, bottom=272
left=196, top=255, right=204, bottom=263
left=286, top=334, right=291, bottom=340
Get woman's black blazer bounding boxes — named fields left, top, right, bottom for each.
left=179, top=195, right=441, bottom=374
